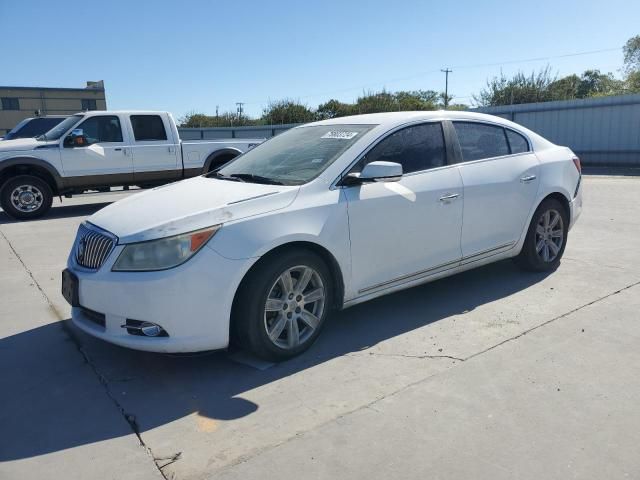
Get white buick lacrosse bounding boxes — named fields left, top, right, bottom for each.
left=63, top=111, right=582, bottom=360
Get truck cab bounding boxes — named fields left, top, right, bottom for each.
left=0, top=110, right=264, bottom=220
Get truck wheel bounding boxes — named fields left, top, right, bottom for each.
left=0, top=175, right=53, bottom=220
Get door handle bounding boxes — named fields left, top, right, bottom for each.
left=114, top=148, right=122, bottom=151
left=520, top=174, right=537, bottom=183
left=439, top=193, right=459, bottom=202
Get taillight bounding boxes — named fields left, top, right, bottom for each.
left=572, top=156, right=581, bottom=174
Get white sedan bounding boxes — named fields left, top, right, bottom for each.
left=62, top=111, right=583, bottom=361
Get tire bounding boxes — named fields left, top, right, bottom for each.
left=232, top=249, right=333, bottom=361
left=514, top=198, right=569, bottom=272
left=0, top=175, right=53, bottom=220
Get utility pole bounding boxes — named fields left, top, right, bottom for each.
left=236, top=102, right=244, bottom=123
left=215, top=105, right=219, bottom=126
left=441, top=68, right=452, bottom=109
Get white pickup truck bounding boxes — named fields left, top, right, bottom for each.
left=0, top=110, right=264, bottom=219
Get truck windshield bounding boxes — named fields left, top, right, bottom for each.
left=37, top=115, right=84, bottom=141
left=216, top=124, right=375, bottom=185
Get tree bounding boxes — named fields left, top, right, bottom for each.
left=260, top=100, right=316, bottom=124
left=474, top=66, right=557, bottom=106
left=623, top=35, right=640, bottom=74
left=178, top=111, right=256, bottom=128
left=317, top=99, right=354, bottom=119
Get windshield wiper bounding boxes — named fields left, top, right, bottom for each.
left=227, top=173, right=284, bottom=185
left=207, top=171, right=245, bottom=182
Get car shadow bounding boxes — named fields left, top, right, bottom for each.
left=0, top=260, right=552, bottom=462
left=0, top=202, right=113, bottom=225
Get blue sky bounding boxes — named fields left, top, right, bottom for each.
left=1, top=0, right=638, bottom=118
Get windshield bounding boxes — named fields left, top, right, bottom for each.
left=216, top=124, right=375, bottom=185
left=37, top=115, right=84, bottom=141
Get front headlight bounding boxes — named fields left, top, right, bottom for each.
left=112, top=225, right=221, bottom=272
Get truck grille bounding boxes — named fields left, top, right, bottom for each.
left=74, top=223, right=116, bottom=270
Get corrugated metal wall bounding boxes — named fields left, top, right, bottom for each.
left=179, top=94, right=640, bottom=167
left=474, top=94, right=640, bottom=166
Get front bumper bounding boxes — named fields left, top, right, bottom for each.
left=68, top=244, right=254, bottom=353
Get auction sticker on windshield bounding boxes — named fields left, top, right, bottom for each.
left=321, top=131, right=359, bottom=140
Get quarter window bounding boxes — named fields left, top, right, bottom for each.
left=453, top=122, right=509, bottom=161
left=506, top=129, right=530, bottom=154
left=359, top=123, right=445, bottom=174
left=130, top=115, right=168, bottom=141
left=76, top=116, right=123, bottom=144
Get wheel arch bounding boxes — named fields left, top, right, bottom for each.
left=231, top=240, right=346, bottom=324
left=202, top=148, right=243, bottom=173
left=539, top=191, right=571, bottom=222
left=0, top=157, right=63, bottom=193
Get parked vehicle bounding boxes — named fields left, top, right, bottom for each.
left=2, top=116, right=68, bottom=141
left=62, top=111, right=583, bottom=361
left=0, top=111, right=262, bottom=219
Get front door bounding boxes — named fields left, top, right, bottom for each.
left=343, top=122, right=464, bottom=296
left=61, top=114, right=133, bottom=187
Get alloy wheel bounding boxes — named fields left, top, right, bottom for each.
left=263, top=265, right=326, bottom=350
left=535, top=208, right=564, bottom=262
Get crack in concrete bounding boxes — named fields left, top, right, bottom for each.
left=214, top=278, right=640, bottom=476
left=464, top=279, right=640, bottom=362
left=348, top=352, right=464, bottom=362
left=0, top=228, right=173, bottom=480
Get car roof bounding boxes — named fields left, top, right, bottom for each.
left=305, top=110, right=554, bottom=148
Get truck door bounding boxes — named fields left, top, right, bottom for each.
left=60, top=114, right=134, bottom=187
left=127, top=114, right=180, bottom=184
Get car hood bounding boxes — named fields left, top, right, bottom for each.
left=0, top=137, right=42, bottom=152
left=88, top=176, right=300, bottom=243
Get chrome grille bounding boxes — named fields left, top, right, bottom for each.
left=74, top=223, right=116, bottom=270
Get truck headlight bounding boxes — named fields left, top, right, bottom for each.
left=112, top=225, right=221, bottom=271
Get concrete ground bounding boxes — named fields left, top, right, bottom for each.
left=0, top=177, right=639, bottom=480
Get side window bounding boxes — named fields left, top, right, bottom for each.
left=506, top=129, right=530, bottom=154
left=76, top=116, right=123, bottom=144
left=453, top=122, right=509, bottom=161
left=130, top=115, right=168, bottom=141
left=1, top=97, right=20, bottom=110
left=360, top=123, right=445, bottom=175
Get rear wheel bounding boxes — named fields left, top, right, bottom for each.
left=514, top=198, right=568, bottom=272
left=232, top=250, right=333, bottom=361
left=0, top=175, right=53, bottom=220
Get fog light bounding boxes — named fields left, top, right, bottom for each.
left=121, top=319, right=168, bottom=337
left=141, top=323, right=162, bottom=337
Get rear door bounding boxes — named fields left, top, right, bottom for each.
left=344, top=122, right=464, bottom=296
left=127, top=114, right=180, bottom=183
left=60, top=114, right=133, bottom=186
left=452, top=121, right=540, bottom=258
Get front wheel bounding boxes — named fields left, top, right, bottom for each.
left=514, top=198, right=568, bottom=272
left=232, top=250, right=333, bottom=361
left=0, top=175, right=53, bottom=220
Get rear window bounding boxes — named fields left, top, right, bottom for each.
left=130, top=115, right=168, bottom=141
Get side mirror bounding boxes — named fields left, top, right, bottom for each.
left=64, top=129, right=87, bottom=147
left=343, top=161, right=403, bottom=185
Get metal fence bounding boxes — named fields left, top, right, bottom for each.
left=179, top=94, right=640, bottom=167
left=474, top=94, right=640, bottom=167
left=178, top=123, right=297, bottom=140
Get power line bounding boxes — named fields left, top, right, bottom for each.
left=212, top=46, right=622, bottom=111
